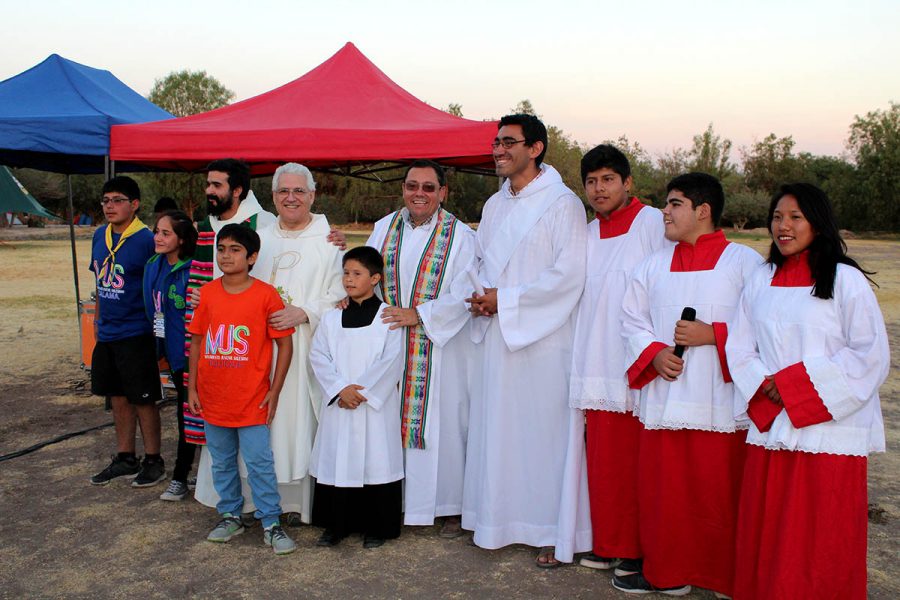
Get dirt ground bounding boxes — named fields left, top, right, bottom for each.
left=0, top=225, right=897, bottom=599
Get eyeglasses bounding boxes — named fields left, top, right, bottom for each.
left=491, top=138, right=527, bottom=150
left=100, top=196, right=131, bottom=206
left=404, top=181, right=439, bottom=193
left=275, top=187, right=310, bottom=199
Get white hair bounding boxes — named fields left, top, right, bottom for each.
left=272, top=162, right=316, bottom=192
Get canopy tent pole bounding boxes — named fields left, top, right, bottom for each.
left=67, top=174, right=83, bottom=355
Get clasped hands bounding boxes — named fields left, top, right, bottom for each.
left=338, top=384, right=367, bottom=410
left=465, top=288, right=498, bottom=317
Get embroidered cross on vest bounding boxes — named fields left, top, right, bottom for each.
left=381, top=209, right=458, bottom=449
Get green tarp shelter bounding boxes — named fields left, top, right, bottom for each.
left=0, top=166, right=59, bottom=220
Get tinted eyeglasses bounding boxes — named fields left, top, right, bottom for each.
left=403, top=181, right=440, bottom=193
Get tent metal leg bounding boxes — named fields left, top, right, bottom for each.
left=67, top=175, right=83, bottom=359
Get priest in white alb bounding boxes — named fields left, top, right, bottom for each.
left=195, top=162, right=345, bottom=524
left=367, top=159, right=475, bottom=536
left=464, top=114, right=591, bottom=567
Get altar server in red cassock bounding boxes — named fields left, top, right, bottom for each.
left=566, top=145, right=670, bottom=575
left=727, top=183, right=888, bottom=600
left=617, top=173, right=761, bottom=597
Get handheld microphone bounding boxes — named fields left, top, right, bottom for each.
left=673, top=307, right=696, bottom=358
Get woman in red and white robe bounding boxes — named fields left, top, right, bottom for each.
left=726, top=183, right=888, bottom=600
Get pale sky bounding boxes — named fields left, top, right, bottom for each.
left=3, top=0, right=898, bottom=161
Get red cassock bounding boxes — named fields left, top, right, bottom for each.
left=727, top=253, right=888, bottom=600
left=569, top=199, right=670, bottom=560
left=621, top=231, right=761, bottom=596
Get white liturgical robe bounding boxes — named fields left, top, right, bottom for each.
left=194, top=214, right=344, bottom=522
left=462, top=164, right=591, bottom=560
left=367, top=209, right=476, bottom=525
left=308, top=305, right=405, bottom=486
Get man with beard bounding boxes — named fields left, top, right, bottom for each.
left=190, top=158, right=277, bottom=288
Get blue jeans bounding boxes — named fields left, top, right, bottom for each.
left=204, top=423, right=282, bottom=528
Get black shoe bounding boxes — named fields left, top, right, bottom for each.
left=614, top=558, right=643, bottom=577
left=363, top=535, right=384, bottom=549
left=132, top=456, right=166, bottom=488
left=241, top=512, right=259, bottom=528
left=90, top=454, right=139, bottom=485
left=282, top=512, right=304, bottom=527
left=611, top=572, right=691, bottom=596
left=316, top=530, right=344, bottom=547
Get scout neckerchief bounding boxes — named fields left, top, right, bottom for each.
left=381, top=208, right=458, bottom=449
left=98, top=217, right=148, bottom=281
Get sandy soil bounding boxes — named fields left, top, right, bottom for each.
left=0, top=230, right=897, bottom=599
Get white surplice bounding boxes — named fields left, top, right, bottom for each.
left=308, top=305, right=405, bottom=487
left=462, top=164, right=591, bottom=560
left=726, top=263, right=888, bottom=456
left=570, top=207, right=671, bottom=412
left=621, top=242, right=763, bottom=432
left=367, top=209, right=476, bottom=525
left=194, top=214, right=344, bottom=522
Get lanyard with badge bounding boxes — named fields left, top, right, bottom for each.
left=153, top=259, right=169, bottom=338
left=152, top=287, right=165, bottom=338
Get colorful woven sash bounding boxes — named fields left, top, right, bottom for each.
left=381, top=209, right=458, bottom=449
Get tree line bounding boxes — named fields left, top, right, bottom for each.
left=11, top=70, right=898, bottom=233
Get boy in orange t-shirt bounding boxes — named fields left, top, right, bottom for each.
left=187, top=224, right=296, bottom=555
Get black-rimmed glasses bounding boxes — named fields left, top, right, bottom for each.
left=491, top=138, right=527, bottom=150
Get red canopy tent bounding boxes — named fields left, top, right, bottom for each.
left=110, top=43, right=498, bottom=179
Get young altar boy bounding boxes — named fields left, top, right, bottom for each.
left=569, top=145, right=670, bottom=575
left=308, top=246, right=405, bottom=549
left=616, top=173, right=761, bottom=597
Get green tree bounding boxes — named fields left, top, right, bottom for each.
left=446, top=103, right=464, bottom=117
left=148, top=70, right=235, bottom=117
left=512, top=99, right=537, bottom=116
left=740, top=134, right=806, bottom=194
left=689, top=123, right=736, bottom=180
left=847, top=102, right=900, bottom=231
left=722, top=189, right=769, bottom=231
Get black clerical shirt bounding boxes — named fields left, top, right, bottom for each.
left=341, top=294, right=381, bottom=328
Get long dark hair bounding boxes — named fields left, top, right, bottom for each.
left=156, top=210, right=197, bottom=260
left=766, top=183, right=875, bottom=299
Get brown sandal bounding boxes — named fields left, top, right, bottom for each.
left=535, top=546, right=561, bottom=569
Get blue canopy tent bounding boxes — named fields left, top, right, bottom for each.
left=0, top=53, right=172, bottom=173
left=0, top=54, right=173, bottom=356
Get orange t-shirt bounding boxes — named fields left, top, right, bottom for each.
left=187, top=278, right=294, bottom=427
